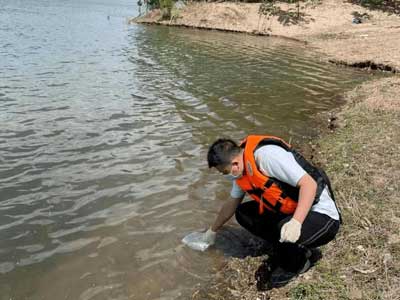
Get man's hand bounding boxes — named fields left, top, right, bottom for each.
left=280, top=218, right=302, bottom=243
left=203, top=228, right=217, bottom=245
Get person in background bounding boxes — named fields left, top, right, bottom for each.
left=137, top=0, right=143, bottom=16
left=202, top=134, right=341, bottom=290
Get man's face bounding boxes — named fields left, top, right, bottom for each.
left=217, top=151, right=244, bottom=177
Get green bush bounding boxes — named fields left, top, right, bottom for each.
left=147, top=0, right=160, bottom=9
left=145, top=0, right=175, bottom=18
left=160, top=0, right=174, bottom=18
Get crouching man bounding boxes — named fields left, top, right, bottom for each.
left=203, top=135, right=341, bottom=289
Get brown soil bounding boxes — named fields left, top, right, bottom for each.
left=133, top=0, right=400, bottom=73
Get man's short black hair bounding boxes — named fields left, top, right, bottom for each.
left=207, top=138, right=240, bottom=169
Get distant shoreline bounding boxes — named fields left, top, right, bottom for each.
left=132, top=0, right=400, bottom=73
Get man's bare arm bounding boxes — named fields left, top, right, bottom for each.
left=211, top=196, right=244, bottom=232
left=293, top=173, right=317, bottom=224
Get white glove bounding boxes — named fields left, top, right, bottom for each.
left=203, top=228, right=217, bottom=245
left=280, top=218, right=302, bottom=243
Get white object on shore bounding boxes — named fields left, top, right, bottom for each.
left=182, top=231, right=211, bottom=252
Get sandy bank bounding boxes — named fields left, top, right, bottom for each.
left=133, top=0, right=400, bottom=72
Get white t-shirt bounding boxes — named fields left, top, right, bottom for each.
left=230, top=145, right=340, bottom=220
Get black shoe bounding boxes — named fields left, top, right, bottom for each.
left=255, top=256, right=276, bottom=291
left=269, top=267, right=299, bottom=288
left=307, top=248, right=323, bottom=269
left=268, top=248, right=323, bottom=289
left=268, top=258, right=313, bottom=289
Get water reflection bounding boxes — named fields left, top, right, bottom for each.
left=131, top=26, right=366, bottom=146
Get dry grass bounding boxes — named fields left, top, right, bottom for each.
left=309, top=76, right=400, bottom=300
left=192, top=77, right=400, bottom=300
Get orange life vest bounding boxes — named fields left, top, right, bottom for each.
left=236, top=135, right=327, bottom=215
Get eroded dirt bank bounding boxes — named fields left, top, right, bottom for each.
left=133, top=0, right=400, bottom=72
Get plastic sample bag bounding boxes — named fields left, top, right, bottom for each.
left=182, top=231, right=211, bottom=252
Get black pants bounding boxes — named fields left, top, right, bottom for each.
left=235, top=201, right=340, bottom=272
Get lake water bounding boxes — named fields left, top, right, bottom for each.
left=0, top=1, right=371, bottom=299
